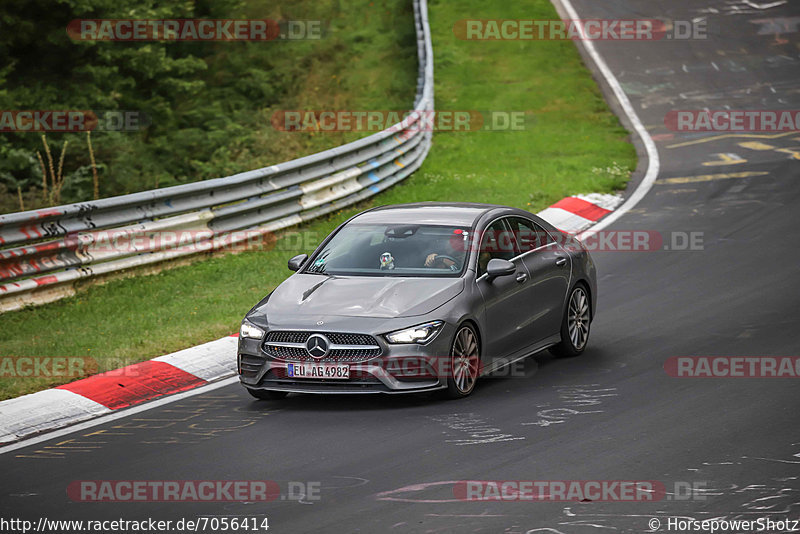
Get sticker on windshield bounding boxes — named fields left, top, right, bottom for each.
left=380, top=252, right=395, bottom=270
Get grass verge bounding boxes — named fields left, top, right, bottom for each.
left=0, top=0, right=636, bottom=400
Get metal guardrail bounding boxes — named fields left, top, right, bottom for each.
left=0, top=0, right=434, bottom=313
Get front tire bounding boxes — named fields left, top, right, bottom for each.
left=246, top=388, right=288, bottom=400
left=550, top=284, right=591, bottom=357
left=444, top=324, right=481, bottom=399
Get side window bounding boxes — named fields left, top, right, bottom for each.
left=477, top=219, right=516, bottom=275
left=509, top=217, right=554, bottom=253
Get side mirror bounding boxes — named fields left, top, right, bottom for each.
left=288, top=253, right=308, bottom=272
left=486, top=258, right=516, bottom=280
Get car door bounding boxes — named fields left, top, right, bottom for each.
left=475, top=218, right=534, bottom=363
left=507, top=217, right=571, bottom=342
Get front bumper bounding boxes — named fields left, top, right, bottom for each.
left=237, top=323, right=455, bottom=394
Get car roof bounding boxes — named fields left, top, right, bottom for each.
left=353, top=202, right=502, bottom=227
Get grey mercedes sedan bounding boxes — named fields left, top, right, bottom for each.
left=238, top=202, right=596, bottom=399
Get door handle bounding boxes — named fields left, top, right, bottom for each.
left=515, top=273, right=528, bottom=283
left=555, top=257, right=567, bottom=267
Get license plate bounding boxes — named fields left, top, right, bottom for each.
left=287, top=363, right=350, bottom=379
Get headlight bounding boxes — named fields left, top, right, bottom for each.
left=240, top=320, right=265, bottom=339
left=385, top=321, right=444, bottom=344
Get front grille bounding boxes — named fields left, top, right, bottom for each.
left=328, top=348, right=381, bottom=360
left=265, top=331, right=375, bottom=345
left=263, top=331, right=382, bottom=362
left=326, top=333, right=376, bottom=345
left=266, top=331, right=308, bottom=343
left=268, top=346, right=308, bottom=359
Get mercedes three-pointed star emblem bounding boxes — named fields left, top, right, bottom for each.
left=305, top=333, right=330, bottom=359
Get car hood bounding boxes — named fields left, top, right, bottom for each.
left=256, top=274, right=464, bottom=319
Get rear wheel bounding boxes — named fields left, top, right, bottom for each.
left=444, top=325, right=481, bottom=399
left=246, top=388, right=288, bottom=400
left=550, top=284, right=591, bottom=357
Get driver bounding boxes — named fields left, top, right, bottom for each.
left=424, top=252, right=456, bottom=268
left=424, top=237, right=466, bottom=269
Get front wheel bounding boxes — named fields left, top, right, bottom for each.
left=444, top=325, right=481, bottom=399
left=550, top=285, right=591, bottom=357
left=246, top=388, right=288, bottom=400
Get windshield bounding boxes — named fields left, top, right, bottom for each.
left=305, top=223, right=472, bottom=277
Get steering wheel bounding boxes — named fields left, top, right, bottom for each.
left=431, top=254, right=459, bottom=270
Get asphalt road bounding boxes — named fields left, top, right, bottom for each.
left=1, top=1, right=798, bottom=533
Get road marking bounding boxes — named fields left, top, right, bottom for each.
left=375, top=481, right=466, bottom=503
left=775, top=147, right=800, bottom=160
left=659, top=171, right=769, bottom=184
left=667, top=131, right=796, bottom=149
left=738, top=141, right=776, bottom=150
left=0, top=376, right=239, bottom=456
left=743, top=1, right=787, bottom=9
left=702, top=153, right=747, bottom=166
left=428, top=413, right=525, bottom=445
left=656, top=188, right=698, bottom=195
left=522, top=385, right=617, bottom=427
left=652, top=133, right=675, bottom=141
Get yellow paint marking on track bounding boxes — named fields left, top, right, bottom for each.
left=42, top=445, right=101, bottom=450
left=83, top=430, right=113, bottom=437
left=775, top=147, right=800, bottom=160
left=394, top=160, right=405, bottom=168
left=51, top=440, right=106, bottom=444
left=659, top=171, right=769, bottom=184
left=702, top=153, right=747, bottom=166
left=738, top=141, right=776, bottom=151
left=666, top=131, right=797, bottom=149
left=656, top=188, right=698, bottom=194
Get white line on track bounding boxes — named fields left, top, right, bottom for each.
left=554, top=0, right=661, bottom=235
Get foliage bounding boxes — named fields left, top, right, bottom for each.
left=0, top=0, right=416, bottom=211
